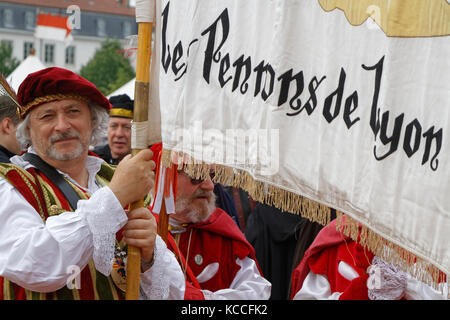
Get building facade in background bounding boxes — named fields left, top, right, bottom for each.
left=0, top=0, right=137, bottom=73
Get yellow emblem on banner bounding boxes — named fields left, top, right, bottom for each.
left=319, top=0, right=450, bottom=37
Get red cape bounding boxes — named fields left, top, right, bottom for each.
left=290, top=218, right=351, bottom=299
left=154, top=207, right=262, bottom=300
left=192, top=208, right=258, bottom=262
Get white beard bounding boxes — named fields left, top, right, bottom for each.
left=175, top=189, right=217, bottom=223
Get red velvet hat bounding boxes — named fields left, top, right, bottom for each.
left=17, top=67, right=111, bottom=118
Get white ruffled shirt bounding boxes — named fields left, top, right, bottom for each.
left=0, top=147, right=182, bottom=299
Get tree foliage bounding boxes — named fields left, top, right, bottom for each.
left=0, top=42, right=20, bottom=77
left=80, top=39, right=135, bottom=96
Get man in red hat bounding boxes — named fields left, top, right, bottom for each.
left=0, top=67, right=181, bottom=300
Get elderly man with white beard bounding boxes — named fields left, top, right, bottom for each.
left=149, top=164, right=272, bottom=300
left=0, top=67, right=182, bottom=300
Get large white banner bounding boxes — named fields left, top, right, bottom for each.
left=147, top=0, right=450, bottom=284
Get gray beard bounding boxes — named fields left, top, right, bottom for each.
left=47, top=142, right=84, bottom=160
left=46, top=131, right=86, bottom=161
left=175, top=191, right=217, bottom=223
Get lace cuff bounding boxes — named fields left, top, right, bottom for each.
left=140, top=235, right=183, bottom=300
left=368, top=256, right=408, bottom=300
left=78, top=186, right=127, bottom=276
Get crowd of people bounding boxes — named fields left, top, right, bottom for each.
left=0, top=67, right=446, bottom=300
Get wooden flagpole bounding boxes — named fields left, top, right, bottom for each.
left=125, top=21, right=153, bottom=300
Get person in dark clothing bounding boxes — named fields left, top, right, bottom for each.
left=0, top=144, right=17, bottom=162
left=245, top=203, right=303, bottom=299
left=224, top=186, right=256, bottom=232
left=93, top=94, right=133, bottom=165
left=245, top=202, right=335, bottom=299
left=0, top=75, right=22, bottom=162
left=214, top=183, right=241, bottom=229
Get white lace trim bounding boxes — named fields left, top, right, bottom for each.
left=140, top=236, right=177, bottom=300
left=79, top=186, right=127, bottom=276
left=368, top=256, right=408, bottom=300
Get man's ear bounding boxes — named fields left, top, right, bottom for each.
left=0, top=118, right=9, bottom=134
left=1, top=117, right=15, bottom=135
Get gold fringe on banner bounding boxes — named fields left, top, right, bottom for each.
left=335, top=211, right=449, bottom=296
left=161, top=148, right=449, bottom=297
left=161, top=148, right=332, bottom=226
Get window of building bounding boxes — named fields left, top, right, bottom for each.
left=65, top=46, right=75, bottom=65
left=3, top=9, right=14, bottom=28
left=44, top=44, right=54, bottom=63
left=96, top=19, right=106, bottom=37
left=122, top=21, right=131, bottom=38
left=23, top=42, right=34, bottom=59
left=24, top=11, right=35, bottom=30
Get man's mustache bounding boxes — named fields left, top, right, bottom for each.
left=193, top=189, right=214, bottom=199
left=49, top=131, right=80, bottom=143
left=193, top=189, right=217, bottom=208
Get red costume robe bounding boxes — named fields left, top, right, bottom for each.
left=159, top=208, right=263, bottom=300
left=0, top=159, right=126, bottom=300
left=290, top=217, right=374, bottom=300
